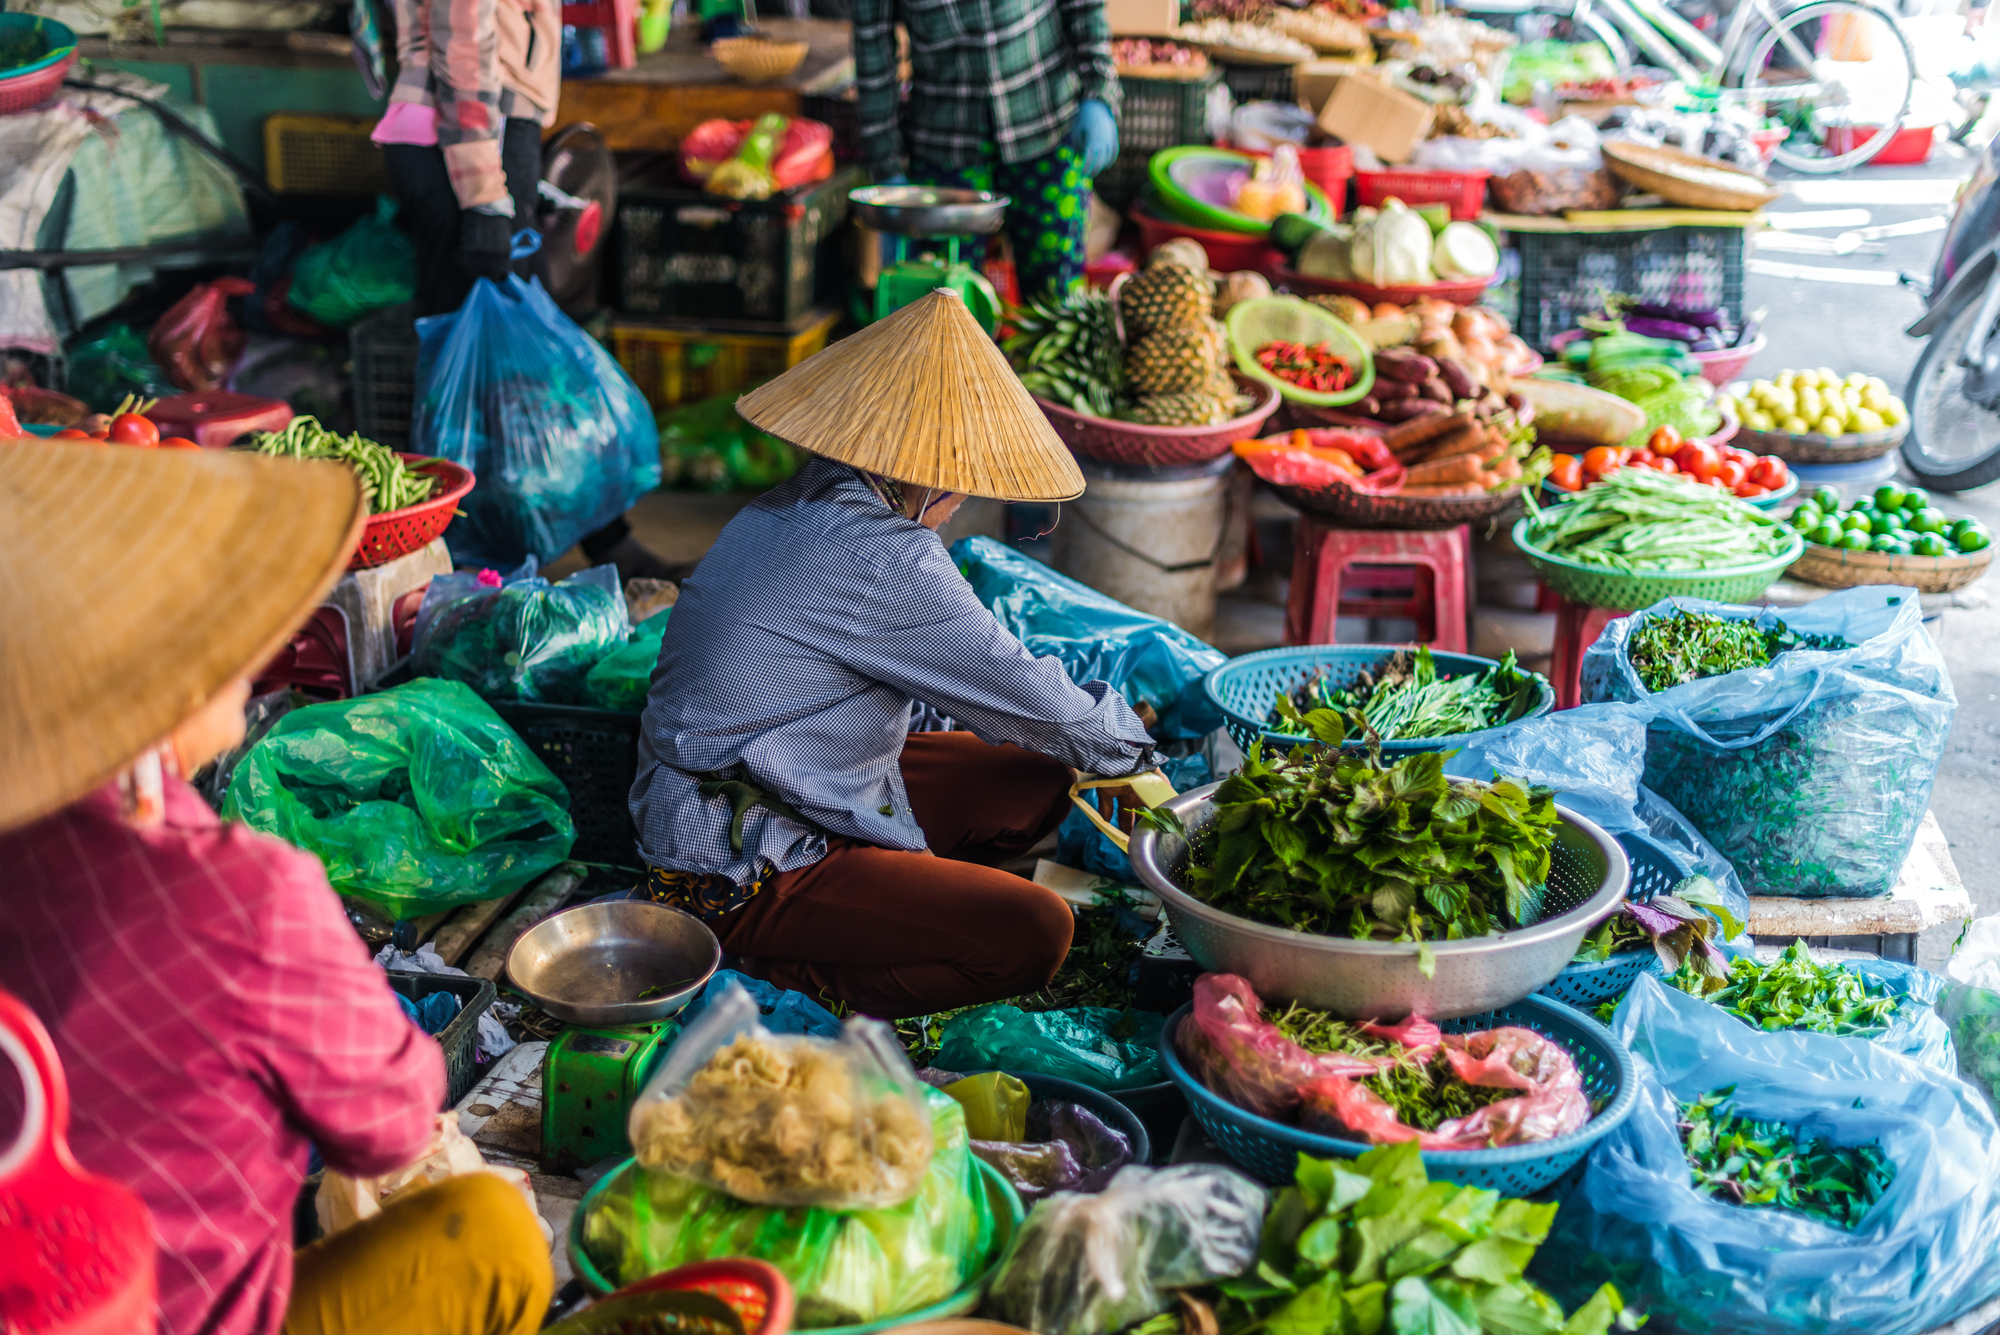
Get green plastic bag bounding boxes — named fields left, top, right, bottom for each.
left=414, top=565, right=631, bottom=706
left=287, top=196, right=420, bottom=329
left=580, top=1088, right=1001, bottom=1327
left=64, top=324, right=175, bottom=411
left=222, top=679, right=576, bottom=920
left=584, top=608, right=670, bottom=712
left=937, top=1006, right=1166, bottom=1092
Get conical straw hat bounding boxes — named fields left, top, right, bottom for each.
left=0, top=441, right=366, bottom=832
left=736, top=288, right=1085, bottom=502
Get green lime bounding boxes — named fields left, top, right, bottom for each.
left=1892, top=539, right=1916, bottom=556
left=1811, top=485, right=1843, bottom=512
left=1913, top=533, right=1950, bottom=557
left=1870, top=510, right=1902, bottom=536
left=1903, top=486, right=1931, bottom=511
left=1841, top=529, right=1875, bottom=551
left=1810, top=521, right=1846, bottom=547
left=1869, top=534, right=1902, bottom=552
left=1790, top=506, right=1822, bottom=531
left=1957, top=525, right=1992, bottom=553
left=1842, top=512, right=1873, bottom=533
left=1911, top=507, right=1949, bottom=534
left=1873, top=483, right=1907, bottom=511
left=1950, top=517, right=1979, bottom=542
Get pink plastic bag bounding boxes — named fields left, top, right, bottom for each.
left=1297, top=1025, right=1589, bottom=1149
left=679, top=117, right=836, bottom=191
left=1175, top=974, right=1422, bottom=1120
left=148, top=278, right=256, bottom=391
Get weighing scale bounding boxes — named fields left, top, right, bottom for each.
left=850, top=185, right=1010, bottom=334
left=541, top=1021, right=678, bottom=1172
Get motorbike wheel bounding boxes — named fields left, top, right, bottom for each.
left=1906, top=290, right=2000, bottom=491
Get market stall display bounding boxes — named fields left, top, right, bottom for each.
left=1223, top=296, right=1372, bottom=407
left=1719, top=368, right=1910, bottom=464
left=1546, top=431, right=1794, bottom=508
left=243, top=422, right=477, bottom=568
left=1272, top=201, right=1501, bottom=304
left=1785, top=483, right=1995, bottom=591
left=1142, top=148, right=1338, bottom=238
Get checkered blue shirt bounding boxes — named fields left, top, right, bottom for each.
left=630, top=457, right=1155, bottom=884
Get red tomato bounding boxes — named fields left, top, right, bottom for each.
left=1582, top=446, right=1619, bottom=478
left=1735, top=483, right=1770, bottom=498
left=1648, top=425, right=1683, bottom=454
left=53, top=429, right=92, bottom=439
left=1676, top=443, right=1720, bottom=481
left=1748, top=456, right=1787, bottom=488
left=1717, top=459, right=1748, bottom=488
left=1723, top=445, right=1756, bottom=467
left=156, top=437, right=201, bottom=451
left=1551, top=457, right=1584, bottom=491
left=106, top=413, right=160, bottom=447
left=1654, top=457, right=1679, bottom=475
left=1629, top=448, right=1657, bottom=466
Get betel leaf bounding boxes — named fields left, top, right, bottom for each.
left=1667, top=939, right=1900, bottom=1037
left=1390, top=1276, right=1481, bottom=1335
left=1273, top=648, right=1543, bottom=744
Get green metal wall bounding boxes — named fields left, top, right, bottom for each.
left=92, top=59, right=384, bottom=179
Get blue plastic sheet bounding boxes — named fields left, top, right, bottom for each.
left=395, top=990, right=462, bottom=1035
left=1541, top=974, right=2000, bottom=1335
left=951, top=537, right=1226, bottom=741
left=673, top=969, right=843, bottom=1041
left=414, top=275, right=661, bottom=568
left=1580, top=587, right=1955, bottom=898
left=1442, top=702, right=1750, bottom=931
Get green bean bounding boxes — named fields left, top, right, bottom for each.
left=244, top=417, right=436, bottom=515
left=1521, top=468, right=1789, bottom=571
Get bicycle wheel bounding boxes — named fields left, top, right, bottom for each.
left=1737, top=0, right=1915, bottom=174
left=1906, top=292, right=2000, bottom=491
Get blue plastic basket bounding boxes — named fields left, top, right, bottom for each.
left=1536, top=831, right=1690, bottom=1009
left=1159, top=993, right=1637, bottom=1195
left=1203, top=645, right=1555, bottom=757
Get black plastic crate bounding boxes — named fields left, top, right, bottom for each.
left=1507, top=224, right=1746, bottom=352
left=490, top=699, right=642, bottom=870
left=615, top=164, right=862, bottom=323
left=386, top=969, right=497, bottom=1106
left=801, top=91, right=862, bottom=163
left=1092, top=147, right=1154, bottom=210
left=1219, top=61, right=1296, bottom=107
left=1121, top=69, right=1221, bottom=151
left=350, top=302, right=420, bottom=451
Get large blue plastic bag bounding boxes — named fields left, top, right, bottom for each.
left=951, top=536, right=1226, bottom=741
left=1580, top=586, right=1954, bottom=899
left=1442, top=702, right=1749, bottom=929
left=1846, top=957, right=1957, bottom=1074
left=1539, top=973, right=2000, bottom=1335
left=673, top=969, right=842, bottom=1041
left=414, top=275, right=661, bottom=567
left=1056, top=750, right=1212, bottom=884
left=413, top=563, right=629, bottom=705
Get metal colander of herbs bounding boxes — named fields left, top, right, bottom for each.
left=1680, top=1086, right=1895, bottom=1230
left=1271, top=647, right=1543, bottom=744
left=1266, top=1003, right=1512, bottom=1131
left=1626, top=608, right=1852, bottom=693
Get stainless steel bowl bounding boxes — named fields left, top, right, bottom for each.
left=506, top=901, right=721, bottom=1027
left=1128, top=782, right=1630, bottom=1019
left=849, top=184, right=1010, bottom=237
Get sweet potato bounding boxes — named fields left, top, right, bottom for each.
left=1373, top=349, right=1437, bottom=383
left=1377, top=399, right=1449, bottom=423
left=1404, top=453, right=1484, bottom=486
left=1406, top=423, right=1484, bottom=464
left=1398, top=483, right=1485, bottom=498
left=1385, top=408, right=1473, bottom=454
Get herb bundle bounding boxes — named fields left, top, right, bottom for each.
left=1178, top=748, right=1560, bottom=967
left=1669, top=939, right=1901, bottom=1037
left=1214, top=1143, right=1640, bottom=1335
left=1272, top=647, right=1541, bottom=743
left=1265, top=1004, right=1512, bottom=1132
left=1571, top=875, right=1740, bottom=979
left=1626, top=609, right=1852, bottom=693
left=1679, top=1087, right=1895, bottom=1230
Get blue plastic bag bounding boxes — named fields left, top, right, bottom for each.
left=951, top=537, right=1226, bottom=741
left=1442, top=702, right=1750, bottom=930
left=414, top=275, right=661, bottom=568
left=1541, top=973, right=2000, bottom=1335
left=1056, top=750, right=1212, bottom=884
left=413, top=563, right=629, bottom=705
left=673, top=969, right=842, bottom=1041
left=1580, top=586, right=1955, bottom=898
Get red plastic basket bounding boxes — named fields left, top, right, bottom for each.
left=1034, top=379, right=1281, bottom=468
left=1824, top=122, right=1936, bottom=165
left=1132, top=206, right=1279, bottom=275
left=1689, top=333, right=1766, bottom=388
left=1269, top=263, right=1498, bottom=307
left=0, top=51, right=74, bottom=115
left=1353, top=169, right=1489, bottom=221
left=351, top=455, right=475, bottom=569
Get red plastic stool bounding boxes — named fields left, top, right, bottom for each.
left=1541, top=589, right=1631, bottom=709
left=1286, top=520, right=1470, bottom=651
left=562, top=0, right=639, bottom=69
left=0, top=988, right=156, bottom=1334
left=147, top=391, right=292, bottom=448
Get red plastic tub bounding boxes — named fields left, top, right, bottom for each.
left=1214, top=142, right=1354, bottom=218
left=1132, top=206, right=1279, bottom=275
left=146, top=391, right=293, bottom=448
left=1353, top=169, right=1489, bottom=221
left=1824, top=122, right=1937, bottom=165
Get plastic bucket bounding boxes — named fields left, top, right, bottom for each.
left=1052, top=454, right=1237, bottom=641
left=1132, top=206, right=1276, bottom=275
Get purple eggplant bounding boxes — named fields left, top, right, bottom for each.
left=1634, top=301, right=1727, bottom=330
left=1690, top=333, right=1724, bottom=352
left=1624, top=316, right=1705, bottom=344
left=1733, top=315, right=1761, bottom=348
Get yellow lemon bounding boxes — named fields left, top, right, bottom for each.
left=1818, top=414, right=1847, bottom=435
left=1852, top=407, right=1886, bottom=432
left=1783, top=416, right=1810, bottom=433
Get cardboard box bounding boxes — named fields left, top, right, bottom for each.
left=1296, top=58, right=1378, bottom=115
left=1316, top=74, right=1434, bottom=164
left=1106, top=0, right=1178, bottom=36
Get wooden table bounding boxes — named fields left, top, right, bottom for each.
left=555, top=17, right=854, bottom=152
left=1746, top=809, right=1973, bottom=962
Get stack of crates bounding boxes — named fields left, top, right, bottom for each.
left=607, top=308, right=842, bottom=415
left=1093, top=68, right=1223, bottom=209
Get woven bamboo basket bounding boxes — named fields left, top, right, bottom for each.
left=1789, top=539, right=1992, bottom=593
left=1735, top=421, right=1907, bottom=464
left=1601, top=143, right=1781, bottom=211
left=712, top=37, right=808, bottom=83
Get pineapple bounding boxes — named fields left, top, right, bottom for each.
left=1126, top=327, right=1218, bottom=395
left=1149, top=238, right=1209, bottom=274
left=1120, top=262, right=1211, bottom=339
left=1201, top=367, right=1238, bottom=400
left=1125, top=391, right=1231, bottom=426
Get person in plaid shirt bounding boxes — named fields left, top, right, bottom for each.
left=854, top=0, right=1123, bottom=298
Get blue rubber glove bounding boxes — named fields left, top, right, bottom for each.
left=1077, top=98, right=1119, bottom=177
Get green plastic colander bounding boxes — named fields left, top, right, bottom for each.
left=1226, top=297, right=1375, bottom=407
left=1510, top=517, right=1805, bottom=609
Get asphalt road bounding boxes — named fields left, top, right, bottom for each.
left=1751, top=140, right=2000, bottom=966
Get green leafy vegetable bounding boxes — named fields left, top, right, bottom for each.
left=246, top=415, right=436, bottom=514
left=1273, top=648, right=1542, bottom=743
left=1626, top=610, right=1852, bottom=693
left=1264, top=1004, right=1513, bottom=1132
left=1185, top=746, right=1561, bottom=949
left=1213, top=1142, right=1643, bottom=1335
left=1571, top=877, right=1731, bottom=983
left=1520, top=468, right=1793, bottom=573
left=1679, top=1086, right=1895, bottom=1230
left=1667, top=940, right=1900, bottom=1037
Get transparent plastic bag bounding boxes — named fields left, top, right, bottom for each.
left=935, top=1005, right=1165, bottom=1093
left=972, top=1100, right=1138, bottom=1202
left=583, top=609, right=670, bottom=713
left=414, top=273, right=662, bottom=568
left=952, top=536, right=1225, bottom=741
left=628, top=982, right=934, bottom=1209
left=1298, top=1025, right=1590, bottom=1149
left=983, top=1164, right=1268, bottom=1335
left=583, top=1086, right=997, bottom=1327
left=1541, top=973, right=2000, bottom=1335
left=1944, top=917, right=2000, bottom=1109
left=287, top=195, right=419, bottom=329
left=220, top=678, right=575, bottom=920
left=1582, top=587, right=1955, bottom=898
left=412, top=563, right=629, bottom=705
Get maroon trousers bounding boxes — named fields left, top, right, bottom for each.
left=715, top=732, right=1078, bottom=1020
